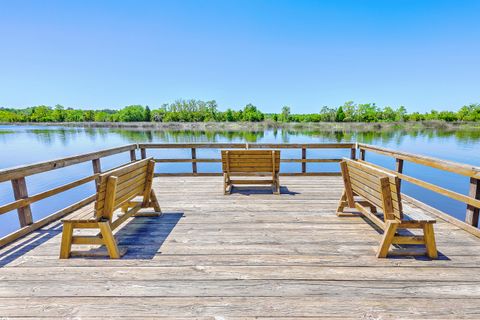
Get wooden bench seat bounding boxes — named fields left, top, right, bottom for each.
left=59, top=158, right=162, bottom=259
left=337, top=158, right=438, bottom=258
left=221, top=150, right=281, bottom=194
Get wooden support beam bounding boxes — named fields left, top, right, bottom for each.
left=92, top=158, right=101, bottom=191
left=359, top=149, right=366, bottom=161
left=141, top=148, right=147, bottom=159
left=129, top=149, right=137, bottom=161
left=350, top=148, right=356, bottom=160
left=191, top=148, right=197, bottom=175
left=11, top=177, right=33, bottom=227
left=395, top=158, right=404, bottom=190
left=466, top=178, right=480, bottom=227
left=301, top=148, right=306, bottom=173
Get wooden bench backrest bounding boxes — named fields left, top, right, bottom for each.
left=340, top=158, right=403, bottom=221
left=221, top=150, right=280, bottom=174
left=95, top=158, right=155, bottom=221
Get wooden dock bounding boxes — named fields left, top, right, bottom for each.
left=1, top=176, right=480, bottom=318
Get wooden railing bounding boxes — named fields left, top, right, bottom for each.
left=0, top=144, right=138, bottom=247
left=1, top=141, right=480, bottom=248
left=137, top=143, right=357, bottom=176
left=357, top=143, right=480, bottom=229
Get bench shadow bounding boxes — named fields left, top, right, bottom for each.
left=81, top=212, right=184, bottom=259
left=232, top=186, right=299, bottom=195
left=117, top=212, right=184, bottom=259
left=0, top=212, right=184, bottom=265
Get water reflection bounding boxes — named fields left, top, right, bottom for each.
left=10, top=126, right=480, bottom=146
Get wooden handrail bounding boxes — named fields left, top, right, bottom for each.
left=140, top=142, right=355, bottom=177
left=0, top=144, right=138, bottom=182
left=0, top=174, right=99, bottom=215
left=357, top=143, right=480, bottom=227
left=0, top=144, right=138, bottom=247
left=138, top=142, right=356, bottom=149
left=357, top=143, right=480, bottom=179
left=153, top=158, right=342, bottom=163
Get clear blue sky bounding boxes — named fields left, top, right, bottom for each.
left=1, top=0, right=479, bottom=113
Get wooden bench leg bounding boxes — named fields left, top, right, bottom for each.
left=121, top=204, right=130, bottom=214
left=135, top=190, right=163, bottom=217
left=423, top=223, right=438, bottom=259
left=223, top=173, right=227, bottom=194
left=150, top=190, right=162, bottom=213
left=98, top=221, right=121, bottom=259
left=274, top=174, right=280, bottom=195
left=337, top=190, right=361, bottom=217
left=223, top=174, right=232, bottom=195
left=59, top=222, right=74, bottom=259
left=336, top=190, right=347, bottom=215
left=272, top=180, right=280, bottom=195
left=377, top=221, right=398, bottom=258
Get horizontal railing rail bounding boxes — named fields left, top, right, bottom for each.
left=0, top=144, right=138, bottom=247
left=357, top=143, right=480, bottom=229
left=138, top=143, right=357, bottom=177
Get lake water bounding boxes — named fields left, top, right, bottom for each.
left=1, top=124, right=480, bottom=237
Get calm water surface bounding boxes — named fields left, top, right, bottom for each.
left=1, top=124, right=480, bottom=237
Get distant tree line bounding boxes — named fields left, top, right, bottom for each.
left=1, top=100, right=479, bottom=123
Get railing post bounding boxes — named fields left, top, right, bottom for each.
left=350, top=147, right=356, bottom=160
left=130, top=149, right=137, bottom=161
left=141, top=148, right=147, bottom=159
left=11, top=177, right=33, bottom=227
left=395, top=158, right=404, bottom=190
left=301, top=147, right=306, bottom=174
left=92, top=158, right=101, bottom=191
left=466, top=178, right=480, bottom=227
left=191, top=148, right=197, bottom=175
left=360, top=149, right=365, bottom=161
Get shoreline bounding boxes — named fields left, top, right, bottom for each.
left=1, top=120, right=480, bottom=132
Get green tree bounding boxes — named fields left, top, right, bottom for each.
left=381, top=106, right=396, bottom=122
left=84, top=110, right=95, bottom=122
left=335, top=107, right=346, bottom=122
left=341, top=101, right=356, bottom=122
left=30, top=106, right=54, bottom=122
left=52, top=105, right=66, bottom=122
left=64, top=108, right=85, bottom=121
left=280, top=106, right=291, bottom=122
left=118, top=105, right=146, bottom=122
left=242, top=104, right=264, bottom=122
left=145, top=106, right=152, bottom=122
left=225, top=109, right=235, bottom=122
left=395, top=106, right=407, bottom=121
left=357, top=103, right=380, bottom=122
left=94, top=111, right=110, bottom=122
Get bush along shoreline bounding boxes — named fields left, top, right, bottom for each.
left=1, top=99, right=480, bottom=125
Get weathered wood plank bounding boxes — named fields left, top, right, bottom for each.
left=0, top=297, right=478, bottom=318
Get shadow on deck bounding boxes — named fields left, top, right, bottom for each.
left=0, top=212, right=183, bottom=265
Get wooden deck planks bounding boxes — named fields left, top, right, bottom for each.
left=0, top=176, right=479, bottom=318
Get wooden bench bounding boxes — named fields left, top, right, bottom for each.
left=337, top=158, right=438, bottom=258
left=221, top=150, right=281, bottom=195
left=59, top=158, right=162, bottom=259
